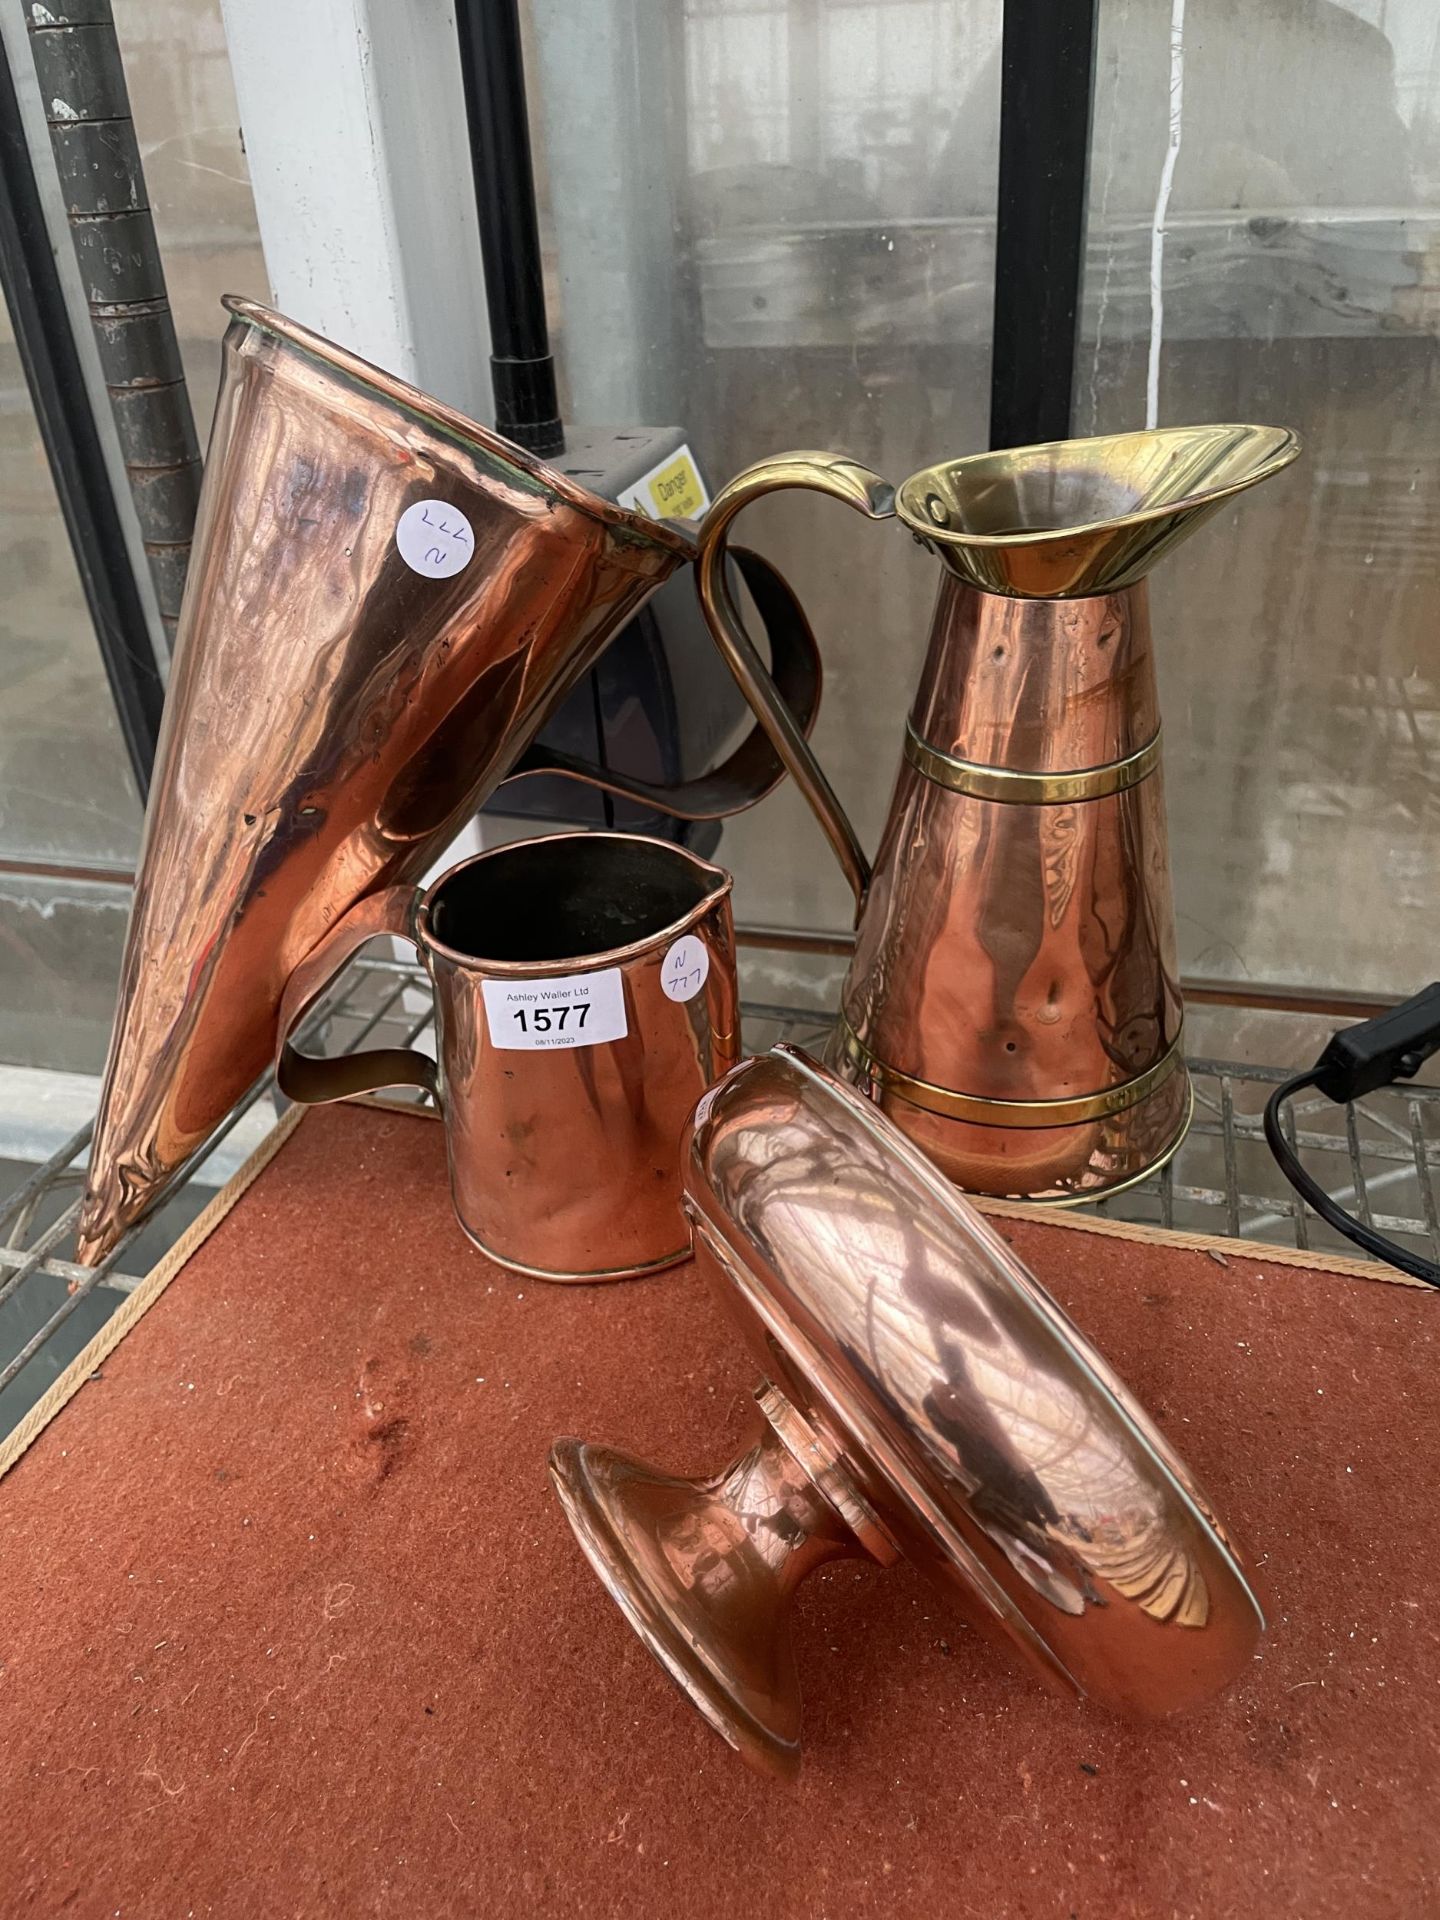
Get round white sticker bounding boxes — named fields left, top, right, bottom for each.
left=661, top=935, right=709, bottom=1003
left=395, top=499, right=474, bottom=579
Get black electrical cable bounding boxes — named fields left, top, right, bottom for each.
left=1262, top=983, right=1440, bottom=1288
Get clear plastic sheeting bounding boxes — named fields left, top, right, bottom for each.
left=0, top=0, right=266, bottom=1068
left=1078, top=0, right=1440, bottom=998
left=527, top=0, right=1439, bottom=996
left=0, top=339, right=142, bottom=871
left=526, top=0, right=1002, bottom=939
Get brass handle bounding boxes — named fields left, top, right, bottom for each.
left=694, top=451, right=897, bottom=917
left=276, top=885, right=439, bottom=1103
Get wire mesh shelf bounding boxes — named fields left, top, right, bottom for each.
left=3, top=956, right=1437, bottom=1422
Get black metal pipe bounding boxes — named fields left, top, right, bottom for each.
left=988, top=0, right=1099, bottom=450
left=0, top=29, right=163, bottom=796
left=25, top=0, right=200, bottom=647
left=455, top=0, right=563, bottom=456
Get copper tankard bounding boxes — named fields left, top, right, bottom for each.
left=692, top=426, right=1300, bottom=1201
left=276, top=832, right=738, bottom=1281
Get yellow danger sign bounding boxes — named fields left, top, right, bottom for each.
left=621, top=445, right=710, bottom=524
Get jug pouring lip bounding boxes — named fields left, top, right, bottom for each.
left=893, top=422, right=1300, bottom=597
left=896, top=423, right=1300, bottom=546
left=221, top=295, right=696, bottom=565
left=414, top=829, right=733, bottom=977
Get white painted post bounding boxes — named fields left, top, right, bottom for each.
left=221, top=0, right=497, bottom=878
left=218, top=0, right=493, bottom=420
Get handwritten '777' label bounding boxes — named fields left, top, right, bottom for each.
left=395, top=499, right=475, bottom=579
left=481, top=968, right=628, bottom=1052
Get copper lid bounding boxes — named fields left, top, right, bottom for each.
left=552, top=1046, right=1263, bottom=1776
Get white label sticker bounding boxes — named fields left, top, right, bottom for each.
left=660, top=934, right=710, bottom=1003
left=482, top=967, right=628, bottom=1052
left=395, top=499, right=475, bottom=579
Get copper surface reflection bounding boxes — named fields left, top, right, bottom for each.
left=76, top=300, right=693, bottom=1265
left=836, top=661, right=1185, bottom=1196
left=276, top=833, right=739, bottom=1282
left=552, top=1046, right=1262, bottom=1777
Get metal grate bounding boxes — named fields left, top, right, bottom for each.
left=734, top=1004, right=1440, bottom=1266
left=3, top=959, right=1437, bottom=1418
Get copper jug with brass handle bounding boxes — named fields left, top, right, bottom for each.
left=693, top=428, right=1301, bottom=1202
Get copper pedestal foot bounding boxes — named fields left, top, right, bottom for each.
left=550, top=1384, right=897, bottom=1780
left=550, top=1050, right=1265, bottom=1779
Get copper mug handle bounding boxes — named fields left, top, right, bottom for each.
left=275, top=886, right=438, bottom=1103
left=693, top=453, right=898, bottom=919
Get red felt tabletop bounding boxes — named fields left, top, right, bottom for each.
left=1, top=1101, right=1435, bottom=1919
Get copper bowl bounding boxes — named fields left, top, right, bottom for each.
left=551, top=1046, right=1262, bottom=1778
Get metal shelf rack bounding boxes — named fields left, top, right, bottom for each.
left=3, top=956, right=1437, bottom=1428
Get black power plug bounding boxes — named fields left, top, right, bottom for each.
left=1264, top=984, right=1440, bottom=1288
left=1309, top=983, right=1440, bottom=1103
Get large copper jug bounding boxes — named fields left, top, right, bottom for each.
left=78, top=301, right=816, bottom=1264
left=692, top=427, right=1300, bottom=1201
